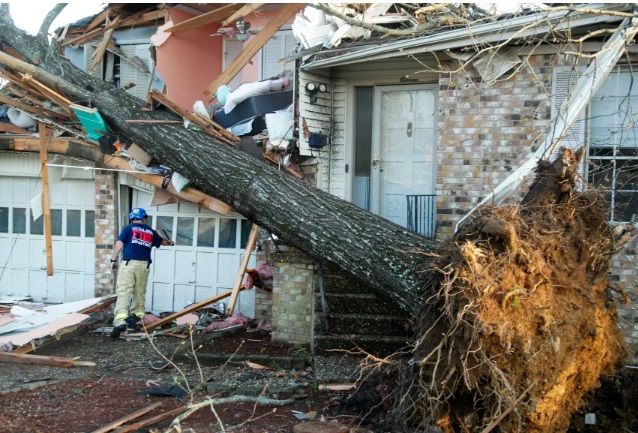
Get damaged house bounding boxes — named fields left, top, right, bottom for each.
left=0, top=3, right=637, bottom=366
left=0, top=3, right=637, bottom=432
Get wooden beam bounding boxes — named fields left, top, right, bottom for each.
left=164, top=4, right=242, bottom=34
left=5, top=84, right=48, bottom=107
left=89, top=402, right=163, bottom=433
left=0, top=352, right=95, bottom=368
left=62, top=8, right=165, bottom=47
left=125, top=119, right=182, bottom=124
left=226, top=224, right=259, bottom=315
left=85, top=8, right=110, bottom=33
left=20, top=73, right=74, bottom=115
left=264, top=154, right=304, bottom=179
left=39, top=123, right=53, bottom=276
left=88, top=16, right=120, bottom=75
left=0, top=93, right=66, bottom=119
left=0, top=69, right=48, bottom=99
left=144, top=287, right=245, bottom=331
left=110, top=406, right=186, bottom=433
left=205, top=4, right=302, bottom=96
left=150, top=90, right=238, bottom=144
left=221, top=4, right=265, bottom=27
left=0, top=122, right=31, bottom=134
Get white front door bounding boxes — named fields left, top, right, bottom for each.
left=370, top=85, right=437, bottom=227
left=130, top=190, right=255, bottom=316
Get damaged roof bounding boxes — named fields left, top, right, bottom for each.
left=301, top=3, right=634, bottom=70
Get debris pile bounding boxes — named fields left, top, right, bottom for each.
left=398, top=149, right=628, bottom=433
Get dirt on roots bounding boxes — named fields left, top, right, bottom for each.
left=398, top=190, right=627, bottom=433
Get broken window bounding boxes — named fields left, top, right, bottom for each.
left=30, top=210, right=43, bottom=235
left=176, top=217, right=194, bottom=246
left=588, top=67, right=638, bottom=223
left=218, top=218, right=237, bottom=249
left=197, top=218, right=215, bottom=247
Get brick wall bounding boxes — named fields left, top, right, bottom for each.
left=611, top=238, right=638, bottom=364
left=271, top=250, right=315, bottom=344
left=94, top=171, right=118, bottom=296
left=436, top=55, right=553, bottom=237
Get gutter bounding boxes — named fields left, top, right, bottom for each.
left=302, top=3, right=631, bottom=70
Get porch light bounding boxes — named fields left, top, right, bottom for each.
left=305, top=82, right=327, bottom=104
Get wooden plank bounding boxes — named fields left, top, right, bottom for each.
left=144, top=287, right=244, bottom=331
left=125, top=119, right=182, bottom=124
left=39, top=123, right=53, bottom=277
left=0, top=122, right=31, bottom=134
left=85, top=8, right=110, bottom=33
left=111, top=406, right=186, bottom=433
left=90, top=402, right=163, bottom=433
left=0, top=93, right=65, bottom=119
left=103, top=156, right=232, bottom=215
left=264, top=154, right=304, bottom=179
left=205, top=4, right=302, bottom=96
left=5, top=84, right=49, bottom=107
left=0, top=352, right=95, bottom=368
left=149, top=90, right=238, bottom=144
left=221, top=3, right=265, bottom=27
left=20, top=73, right=74, bottom=115
left=226, top=224, right=259, bottom=315
left=0, top=69, right=48, bottom=99
left=88, top=16, right=120, bottom=75
left=164, top=4, right=241, bottom=33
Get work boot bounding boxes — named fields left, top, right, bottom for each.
left=126, top=315, right=141, bottom=332
left=110, top=324, right=126, bottom=339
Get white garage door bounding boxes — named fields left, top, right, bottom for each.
left=131, top=189, right=256, bottom=317
left=0, top=155, right=95, bottom=303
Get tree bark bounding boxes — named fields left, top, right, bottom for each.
left=0, top=15, right=436, bottom=315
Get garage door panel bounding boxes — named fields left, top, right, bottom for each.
left=217, top=254, right=240, bottom=285
left=9, top=239, right=28, bottom=267
left=65, top=242, right=84, bottom=272
left=49, top=180, right=66, bottom=206
left=195, top=285, right=216, bottom=302
left=66, top=181, right=91, bottom=206
left=11, top=179, right=30, bottom=205
left=151, top=282, right=173, bottom=312
left=65, top=273, right=85, bottom=301
left=152, top=249, right=174, bottom=280
left=46, top=273, right=65, bottom=303
left=84, top=274, right=94, bottom=299
left=10, top=268, right=29, bottom=296
left=237, top=291, right=255, bottom=317
left=51, top=240, right=66, bottom=269
left=0, top=179, right=10, bottom=202
left=0, top=237, right=9, bottom=265
left=28, top=239, right=46, bottom=268
left=84, top=243, right=95, bottom=272
left=28, top=269, right=46, bottom=300
left=173, top=283, right=195, bottom=310
left=195, top=252, right=217, bottom=286
left=174, top=251, right=194, bottom=282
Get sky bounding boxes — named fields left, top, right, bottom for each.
left=8, top=1, right=106, bottom=36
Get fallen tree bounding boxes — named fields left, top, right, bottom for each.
left=0, top=10, right=631, bottom=433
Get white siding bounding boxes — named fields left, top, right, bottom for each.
left=261, top=30, right=296, bottom=79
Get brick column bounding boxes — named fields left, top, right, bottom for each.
left=611, top=238, right=638, bottom=365
left=94, top=171, right=118, bottom=296
left=271, top=251, right=315, bottom=344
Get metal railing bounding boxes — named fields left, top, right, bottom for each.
left=407, top=194, right=436, bottom=238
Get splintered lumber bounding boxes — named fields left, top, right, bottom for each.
left=0, top=93, right=64, bottom=119
left=226, top=224, right=259, bottom=315
left=221, top=3, right=265, bottom=27
left=39, top=123, right=54, bottom=276
left=205, top=4, right=302, bottom=96
left=90, top=402, right=163, bottom=433
left=149, top=90, right=238, bottom=144
left=144, top=287, right=245, bottom=331
left=0, top=122, right=31, bottom=134
left=88, top=16, right=120, bottom=75
left=20, top=73, right=73, bottom=115
left=264, top=154, right=304, bottom=179
left=111, top=406, right=186, bottom=433
left=164, top=4, right=242, bottom=33
left=0, top=352, right=95, bottom=367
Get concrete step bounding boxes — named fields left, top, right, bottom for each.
left=315, top=313, right=411, bottom=336
left=317, top=293, right=405, bottom=315
left=313, top=333, right=411, bottom=357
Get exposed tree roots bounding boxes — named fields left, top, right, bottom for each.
left=396, top=148, right=628, bottom=433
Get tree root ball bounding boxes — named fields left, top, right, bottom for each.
left=399, top=192, right=627, bottom=433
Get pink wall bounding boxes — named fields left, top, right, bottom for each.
left=154, top=8, right=223, bottom=108
left=154, top=7, right=293, bottom=108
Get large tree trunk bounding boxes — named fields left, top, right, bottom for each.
left=0, top=15, right=435, bottom=314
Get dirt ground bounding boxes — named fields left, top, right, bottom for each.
left=0, top=327, right=376, bottom=433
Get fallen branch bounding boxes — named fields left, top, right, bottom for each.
left=0, top=352, right=95, bottom=368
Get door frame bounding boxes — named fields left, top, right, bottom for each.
left=369, top=83, right=438, bottom=218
